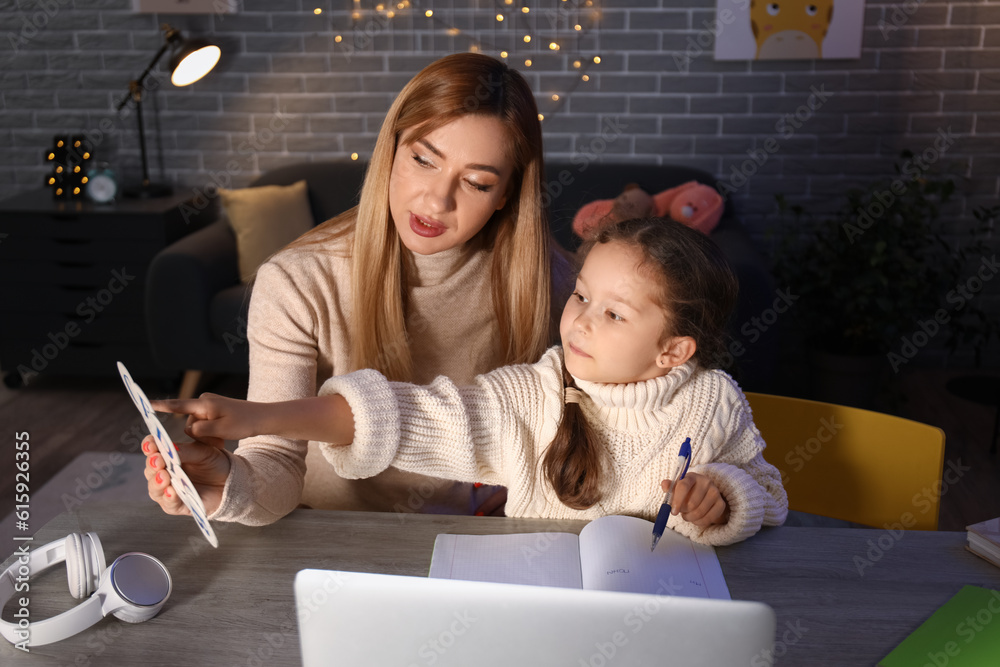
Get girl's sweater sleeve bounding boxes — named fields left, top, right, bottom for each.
left=669, top=384, right=789, bottom=546
left=315, top=348, right=564, bottom=486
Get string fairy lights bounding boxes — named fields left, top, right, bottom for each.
left=316, top=0, right=601, bottom=157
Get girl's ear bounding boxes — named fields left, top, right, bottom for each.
left=657, top=336, right=697, bottom=369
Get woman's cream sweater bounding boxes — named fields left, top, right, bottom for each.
left=210, top=232, right=573, bottom=526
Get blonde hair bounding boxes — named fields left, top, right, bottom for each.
left=288, top=53, right=551, bottom=380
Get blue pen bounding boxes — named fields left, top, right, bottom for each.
left=651, top=437, right=692, bottom=551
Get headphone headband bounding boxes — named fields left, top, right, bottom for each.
left=0, top=534, right=171, bottom=647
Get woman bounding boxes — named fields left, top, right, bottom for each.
left=145, top=53, right=574, bottom=525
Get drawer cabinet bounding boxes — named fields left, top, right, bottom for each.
left=0, top=190, right=209, bottom=384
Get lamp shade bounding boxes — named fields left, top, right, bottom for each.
left=169, top=39, right=221, bottom=86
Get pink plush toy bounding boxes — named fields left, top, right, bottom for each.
left=572, top=181, right=724, bottom=240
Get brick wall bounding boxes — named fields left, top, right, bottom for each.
left=1, top=0, right=998, bottom=366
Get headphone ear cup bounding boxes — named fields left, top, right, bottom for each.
left=111, top=606, right=161, bottom=624
left=65, top=533, right=88, bottom=599
left=64, top=532, right=106, bottom=599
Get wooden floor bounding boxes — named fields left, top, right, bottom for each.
left=1, top=366, right=998, bottom=532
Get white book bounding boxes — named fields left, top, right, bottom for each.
left=967, top=516, right=1000, bottom=568
left=429, top=515, right=730, bottom=600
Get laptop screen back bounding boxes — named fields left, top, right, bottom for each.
left=295, top=569, right=775, bottom=667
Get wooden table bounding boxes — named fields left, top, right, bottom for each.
left=3, top=504, right=999, bottom=666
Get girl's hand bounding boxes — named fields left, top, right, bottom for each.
left=142, top=432, right=230, bottom=516
left=152, top=394, right=262, bottom=442
left=661, top=472, right=730, bottom=527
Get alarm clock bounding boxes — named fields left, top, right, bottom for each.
left=86, top=165, right=119, bottom=203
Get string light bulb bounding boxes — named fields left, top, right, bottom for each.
left=314, top=7, right=322, bottom=14
left=402, top=0, right=601, bottom=126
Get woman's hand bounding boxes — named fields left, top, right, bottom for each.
left=152, top=393, right=263, bottom=442
left=142, top=431, right=231, bottom=517
left=474, top=487, right=508, bottom=517
left=661, top=472, right=729, bottom=527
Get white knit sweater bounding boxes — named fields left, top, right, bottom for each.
left=319, top=346, right=788, bottom=546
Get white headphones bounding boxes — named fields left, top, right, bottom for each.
left=0, top=532, right=172, bottom=647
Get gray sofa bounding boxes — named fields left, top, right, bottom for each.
left=146, top=161, right=778, bottom=391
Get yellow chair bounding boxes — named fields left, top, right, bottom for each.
left=745, top=392, right=946, bottom=531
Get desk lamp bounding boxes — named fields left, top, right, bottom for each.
left=116, top=24, right=220, bottom=199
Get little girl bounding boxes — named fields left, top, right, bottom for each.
left=149, top=218, right=787, bottom=546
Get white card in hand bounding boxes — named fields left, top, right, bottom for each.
left=117, top=362, right=219, bottom=548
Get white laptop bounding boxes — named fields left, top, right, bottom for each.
left=294, top=569, right=775, bottom=666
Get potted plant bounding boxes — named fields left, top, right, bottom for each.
left=940, top=203, right=1000, bottom=368
left=769, top=151, right=994, bottom=407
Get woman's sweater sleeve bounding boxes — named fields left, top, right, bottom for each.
left=208, top=260, right=318, bottom=525
left=315, top=349, right=563, bottom=486
left=669, top=387, right=789, bottom=546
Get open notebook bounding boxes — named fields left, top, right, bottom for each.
left=429, top=514, right=730, bottom=599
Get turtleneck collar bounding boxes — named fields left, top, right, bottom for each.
left=404, top=240, right=484, bottom=287
left=571, top=361, right=697, bottom=432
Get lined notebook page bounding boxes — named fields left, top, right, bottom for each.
left=578, top=515, right=731, bottom=599
left=429, top=533, right=584, bottom=589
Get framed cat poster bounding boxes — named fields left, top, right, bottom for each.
left=713, top=0, right=866, bottom=61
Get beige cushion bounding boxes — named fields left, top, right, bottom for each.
left=221, top=180, right=315, bottom=282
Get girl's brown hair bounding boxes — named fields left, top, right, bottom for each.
left=543, top=217, right=739, bottom=510
left=288, top=53, right=551, bottom=380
